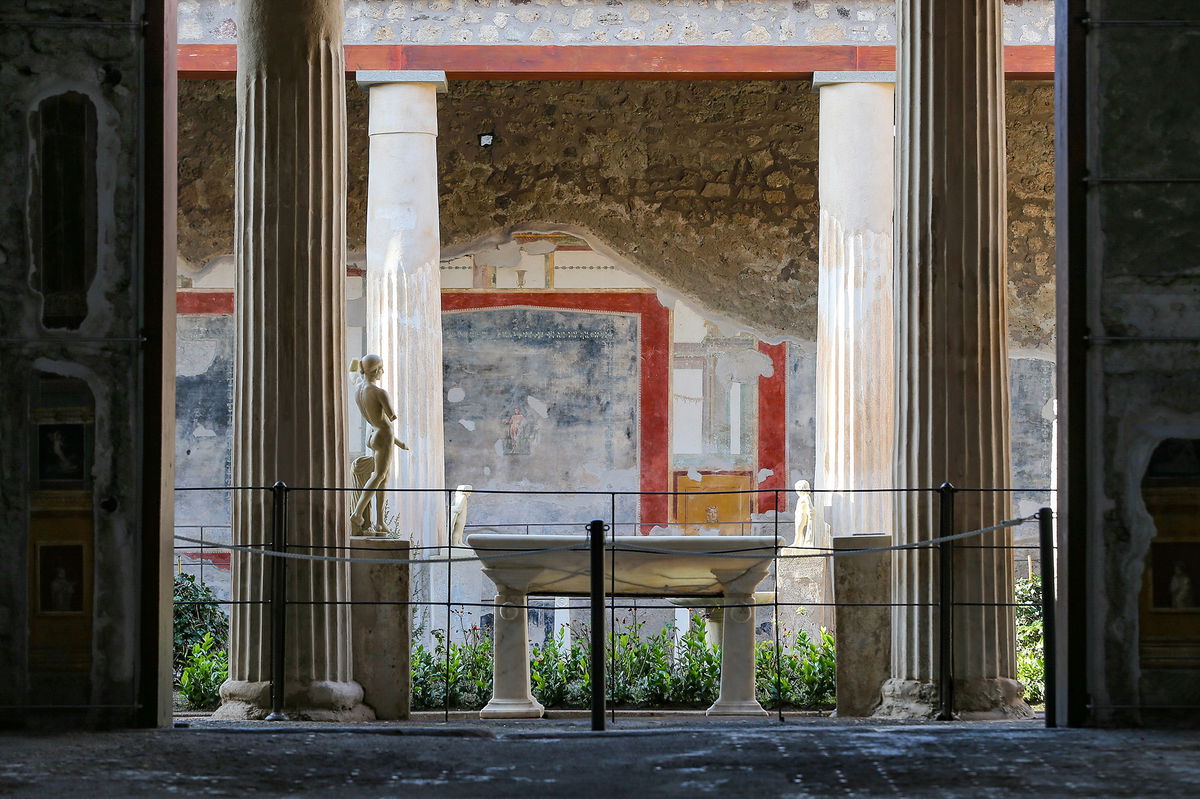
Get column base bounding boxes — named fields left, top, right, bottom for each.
left=706, top=699, right=769, bottom=717
left=214, top=679, right=376, bottom=721
left=479, top=697, right=545, bottom=719
left=874, top=677, right=1033, bottom=720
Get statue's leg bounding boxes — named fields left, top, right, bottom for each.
left=350, top=443, right=393, bottom=532
left=350, top=450, right=390, bottom=529
left=372, top=485, right=386, bottom=530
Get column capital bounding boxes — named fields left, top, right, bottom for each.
left=356, top=70, right=448, bottom=92
left=812, top=71, right=895, bottom=91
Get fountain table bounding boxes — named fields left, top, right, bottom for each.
left=466, top=533, right=783, bottom=718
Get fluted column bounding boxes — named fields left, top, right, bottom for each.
left=880, top=0, right=1029, bottom=718
left=218, top=0, right=370, bottom=721
left=357, top=71, right=448, bottom=549
left=814, top=72, right=896, bottom=541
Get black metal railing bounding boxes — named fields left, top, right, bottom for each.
left=171, top=482, right=1058, bottom=730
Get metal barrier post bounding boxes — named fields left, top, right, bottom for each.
left=267, top=481, right=289, bottom=721
left=588, top=519, right=606, bottom=731
left=937, top=482, right=956, bottom=721
left=1038, top=507, right=1057, bottom=728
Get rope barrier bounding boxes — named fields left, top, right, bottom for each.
left=174, top=514, right=1036, bottom=568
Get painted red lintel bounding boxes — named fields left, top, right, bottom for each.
left=442, top=291, right=670, bottom=530
left=757, top=341, right=788, bottom=515
left=178, top=44, right=1054, bottom=80
left=177, top=290, right=234, bottom=314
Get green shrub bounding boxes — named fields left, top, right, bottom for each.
left=172, top=573, right=229, bottom=679
left=531, top=626, right=591, bottom=707
left=411, top=626, right=495, bottom=710
left=1015, top=575, right=1045, bottom=704
left=411, top=613, right=835, bottom=711
left=667, top=619, right=721, bottom=707
left=178, top=632, right=228, bottom=710
left=756, top=627, right=836, bottom=709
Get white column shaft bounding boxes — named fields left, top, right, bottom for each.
left=815, top=80, right=895, bottom=539
left=364, top=82, right=447, bottom=548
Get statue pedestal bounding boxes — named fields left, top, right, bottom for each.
left=350, top=536, right=411, bottom=720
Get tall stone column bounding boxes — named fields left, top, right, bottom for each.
left=356, top=71, right=448, bottom=549
left=813, top=72, right=896, bottom=541
left=218, top=0, right=370, bottom=720
left=880, top=0, right=1029, bottom=718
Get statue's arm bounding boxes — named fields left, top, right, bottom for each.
left=378, top=391, right=409, bottom=449
left=379, top=389, right=398, bottom=423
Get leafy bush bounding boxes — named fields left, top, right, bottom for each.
left=1015, top=575, right=1045, bottom=705
left=530, top=625, right=592, bottom=707
left=756, top=627, right=837, bottom=709
left=179, top=632, right=229, bottom=710
left=411, top=626, right=495, bottom=710
left=172, top=573, right=229, bottom=679
left=412, top=613, right=835, bottom=711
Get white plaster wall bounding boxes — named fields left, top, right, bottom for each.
left=178, top=0, right=1054, bottom=47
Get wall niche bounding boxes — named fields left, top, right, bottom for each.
left=27, top=373, right=95, bottom=704
left=29, top=91, right=98, bottom=330
left=1139, top=438, right=1200, bottom=672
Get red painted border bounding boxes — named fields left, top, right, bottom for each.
left=442, top=291, right=671, bottom=531
left=179, top=44, right=1053, bottom=80
left=757, top=341, right=788, bottom=514
left=177, top=290, right=234, bottom=314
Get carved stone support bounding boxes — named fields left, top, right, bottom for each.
left=480, top=581, right=545, bottom=719
left=218, top=0, right=370, bottom=721
left=880, top=0, right=1030, bottom=718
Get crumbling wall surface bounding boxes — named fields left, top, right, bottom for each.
left=1083, top=3, right=1200, bottom=721
left=1006, top=81, right=1056, bottom=354
left=175, top=316, right=235, bottom=527
left=0, top=3, right=146, bottom=715
left=437, top=79, right=823, bottom=339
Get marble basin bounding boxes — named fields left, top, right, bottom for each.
left=465, top=533, right=783, bottom=597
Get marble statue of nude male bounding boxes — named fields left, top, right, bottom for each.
left=349, top=354, right=408, bottom=535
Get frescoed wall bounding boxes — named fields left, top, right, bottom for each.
left=442, top=305, right=642, bottom=529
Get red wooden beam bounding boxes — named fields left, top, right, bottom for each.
left=179, top=44, right=1053, bottom=80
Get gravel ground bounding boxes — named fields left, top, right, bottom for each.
left=0, top=717, right=1197, bottom=798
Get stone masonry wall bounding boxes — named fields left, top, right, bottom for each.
left=177, top=0, right=1055, bottom=48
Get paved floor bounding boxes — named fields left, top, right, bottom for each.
left=1, top=717, right=1198, bottom=797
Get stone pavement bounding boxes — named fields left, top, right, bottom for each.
left=1, top=716, right=1197, bottom=797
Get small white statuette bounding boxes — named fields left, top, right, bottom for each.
left=349, top=354, right=409, bottom=536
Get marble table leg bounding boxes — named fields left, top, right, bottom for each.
left=707, top=591, right=768, bottom=716
left=480, top=589, right=545, bottom=719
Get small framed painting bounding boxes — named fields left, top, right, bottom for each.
left=37, top=543, right=85, bottom=614
left=1152, top=542, right=1200, bottom=611
left=36, top=422, right=87, bottom=487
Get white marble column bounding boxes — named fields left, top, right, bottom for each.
left=357, top=71, right=448, bottom=548
left=219, top=0, right=369, bottom=720
left=880, top=0, right=1029, bottom=718
left=813, top=73, right=896, bottom=542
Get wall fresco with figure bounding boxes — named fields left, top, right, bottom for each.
left=442, top=305, right=641, bottom=529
